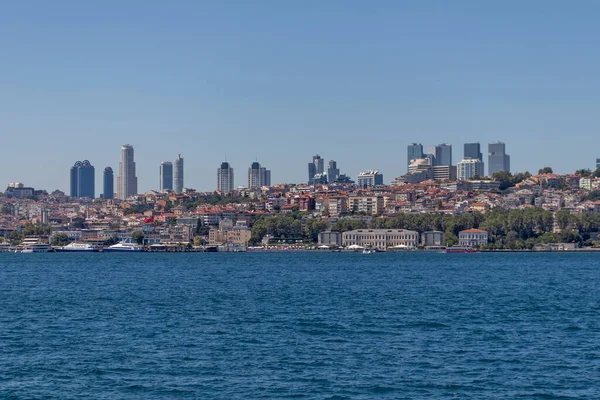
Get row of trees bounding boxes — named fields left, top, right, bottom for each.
left=247, top=208, right=600, bottom=248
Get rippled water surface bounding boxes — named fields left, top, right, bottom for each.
left=1, top=252, right=600, bottom=399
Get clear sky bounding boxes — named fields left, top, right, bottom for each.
left=1, top=1, right=599, bottom=193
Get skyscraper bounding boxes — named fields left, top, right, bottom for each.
left=407, top=143, right=424, bottom=167
left=103, top=167, right=114, bottom=199
left=248, top=161, right=271, bottom=188
left=117, top=144, right=138, bottom=200
left=308, top=154, right=324, bottom=183
left=488, top=142, right=510, bottom=175
left=70, top=162, right=80, bottom=197
left=174, top=154, right=184, bottom=194
left=327, top=160, right=340, bottom=183
left=160, top=161, right=173, bottom=192
left=428, top=144, right=452, bottom=166
left=70, top=160, right=95, bottom=198
left=217, top=162, right=234, bottom=194
left=464, top=143, right=483, bottom=161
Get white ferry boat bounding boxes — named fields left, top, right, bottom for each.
left=56, top=242, right=100, bottom=252
left=19, top=238, right=52, bottom=253
left=104, top=242, right=145, bottom=252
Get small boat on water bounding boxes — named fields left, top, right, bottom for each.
left=104, top=242, right=145, bottom=252
left=444, top=246, right=478, bottom=253
left=362, top=249, right=374, bottom=254
left=55, top=242, right=100, bottom=252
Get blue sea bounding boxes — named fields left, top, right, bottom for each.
left=1, top=252, right=599, bottom=399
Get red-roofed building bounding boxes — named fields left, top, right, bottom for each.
left=458, top=228, right=488, bottom=247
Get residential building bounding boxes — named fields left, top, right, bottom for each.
left=357, top=170, right=383, bottom=188
left=348, top=195, right=384, bottom=215
left=248, top=161, right=271, bottom=188
left=327, top=160, right=340, bottom=183
left=117, top=144, right=138, bottom=200
left=464, top=142, right=483, bottom=161
left=103, top=167, right=114, bottom=199
left=160, top=161, right=173, bottom=192
left=488, top=142, right=510, bottom=175
left=217, top=161, right=234, bottom=194
left=208, top=220, right=251, bottom=247
left=342, top=229, right=419, bottom=250
left=70, top=160, right=95, bottom=198
left=457, top=158, right=485, bottom=180
left=458, top=228, right=488, bottom=247
left=174, top=154, right=184, bottom=194
left=407, top=143, right=424, bottom=167
left=327, top=196, right=348, bottom=217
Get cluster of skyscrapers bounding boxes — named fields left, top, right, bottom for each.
left=69, top=145, right=181, bottom=200
left=160, top=154, right=184, bottom=194
left=216, top=160, right=272, bottom=194
left=407, top=142, right=510, bottom=180
left=307, top=155, right=342, bottom=184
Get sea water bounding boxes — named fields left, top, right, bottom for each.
left=1, top=252, right=599, bottom=399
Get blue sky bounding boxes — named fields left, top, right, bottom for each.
left=1, top=1, right=599, bottom=193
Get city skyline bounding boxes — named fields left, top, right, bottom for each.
left=2, top=2, right=600, bottom=192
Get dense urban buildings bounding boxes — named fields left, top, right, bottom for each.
left=357, top=170, right=383, bottom=188
left=174, top=154, right=184, bottom=194
left=160, top=161, right=173, bottom=192
left=103, top=167, right=114, bottom=199
left=117, top=144, right=138, bottom=200
left=70, top=160, right=95, bottom=198
left=247, top=161, right=271, bottom=188
left=217, top=161, right=234, bottom=194
left=488, top=142, right=510, bottom=175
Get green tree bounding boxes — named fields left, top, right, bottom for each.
left=8, top=230, right=22, bottom=245
left=132, top=231, right=145, bottom=245
left=576, top=168, right=592, bottom=177
left=305, top=219, right=329, bottom=242
left=538, top=167, right=553, bottom=174
left=51, top=233, right=71, bottom=247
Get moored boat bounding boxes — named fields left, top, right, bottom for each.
left=56, top=242, right=100, bottom=252
left=445, top=246, right=478, bottom=253
left=104, top=242, right=145, bottom=252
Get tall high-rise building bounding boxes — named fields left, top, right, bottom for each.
left=308, top=154, right=324, bottom=183
left=428, top=144, right=452, bottom=166
left=160, top=161, right=173, bottom=192
left=217, top=162, right=234, bottom=194
left=457, top=158, right=485, bottom=180
left=247, top=161, right=271, bottom=188
left=327, top=160, right=340, bottom=183
left=174, top=154, right=184, bottom=194
left=464, top=143, right=483, bottom=161
left=70, top=162, right=80, bottom=197
left=488, top=142, right=510, bottom=175
left=70, top=160, right=95, bottom=198
left=103, top=167, right=114, bottom=199
left=407, top=143, right=424, bottom=167
left=117, top=144, right=138, bottom=200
